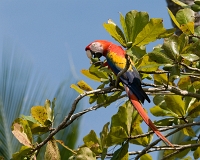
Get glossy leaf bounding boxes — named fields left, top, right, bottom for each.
left=149, top=47, right=174, bottom=64
left=31, top=106, right=48, bottom=126
left=111, top=142, right=129, bottom=160
left=81, top=69, right=101, bottom=82
left=77, top=80, right=93, bottom=91
left=176, top=8, right=194, bottom=25
left=181, top=53, right=199, bottom=62
left=103, top=19, right=126, bottom=47
left=134, top=18, right=166, bottom=46
left=44, top=138, right=61, bottom=160
left=172, top=0, right=188, bottom=7
left=125, top=10, right=149, bottom=43
left=89, top=64, right=108, bottom=79
left=83, top=130, right=102, bottom=154
left=162, top=35, right=179, bottom=60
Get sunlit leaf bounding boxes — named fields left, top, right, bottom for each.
left=154, top=72, right=169, bottom=85
left=77, top=80, right=93, bottom=91
left=89, top=65, right=108, bottom=80
left=178, top=33, right=188, bottom=53
left=119, top=12, right=128, bottom=43
left=134, top=18, right=166, bottom=46
left=150, top=105, right=176, bottom=117
left=81, top=69, right=101, bottom=81
left=103, top=19, right=126, bottom=47
left=187, top=101, right=200, bottom=118
left=44, top=138, right=61, bottom=160
left=182, top=126, right=196, bottom=137
left=31, top=106, right=48, bottom=126
left=44, top=99, right=52, bottom=122
left=70, top=84, right=84, bottom=94
left=180, top=22, right=194, bottom=35
left=167, top=8, right=180, bottom=29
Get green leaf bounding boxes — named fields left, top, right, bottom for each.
left=140, top=153, right=152, bottom=160
left=157, top=28, right=176, bottom=39
left=191, top=4, right=200, bottom=12
left=11, top=118, right=32, bottom=147
left=165, top=95, right=185, bottom=116
left=176, top=8, right=194, bottom=25
left=12, top=146, right=33, bottom=160
left=81, top=69, right=101, bottom=82
left=44, top=138, right=61, bottom=160
left=172, top=0, right=189, bottom=7
left=167, top=8, right=180, bottom=29
left=182, top=126, right=196, bottom=137
left=180, top=22, right=194, bottom=35
left=193, top=146, right=200, bottom=159
left=162, top=35, right=179, bottom=60
left=111, top=142, right=129, bottom=160
left=119, top=12, right=128, bottom=42
left=77, top=80, right=93, bottom=91
left=107, top=101, right=133, bottom=146
left=31, top=106, right=48, bottom=126
left=83, top=130, right=102, bottom=154
left=149, top=47, right=174, bottom=64
left=69, top=147, right=96, bottom=160
left=100, top=122, right=109, bottom=160
left=103, top=19, right=126, bottom=47
left=89, top=64, right=108, bottom=80
left=125, top=10, right=149, bottom=44
left=177, top=76, right=191, bottom=90
left=126, top=45, right=146, bottom=63
left=178, top=33, right=188, bottom=53
left=136, top=55, right=159, bottom=72
left=134, top=18, right=166, bottom=46
left=181, top=53, right=199, bottom=62
left=154, top=72, right=169, bottom=85
left=187, top=101, right=200, bottom=118
left=150, top=105, right=176, bottom=117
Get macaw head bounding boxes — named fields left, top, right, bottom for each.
left=85, top=40, right=112, bottom=60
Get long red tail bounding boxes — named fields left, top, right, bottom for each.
left=124, top=86, right=174, bottom=147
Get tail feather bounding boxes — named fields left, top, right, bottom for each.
left=124, top=86, right=174, bottom=147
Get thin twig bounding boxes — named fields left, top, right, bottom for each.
left=180, top=62, right=200, bottom=73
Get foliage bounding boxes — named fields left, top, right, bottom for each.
left=0, top=40, right=80, bottom=160
left=7, top=0, right=200, bottom=159
left=69, top=2, right=200, bottom=160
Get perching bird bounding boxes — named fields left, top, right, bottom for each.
left=85, top=40, right=173, bottom=147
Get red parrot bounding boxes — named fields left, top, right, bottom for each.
left=85, top=40, right=173, bottom=147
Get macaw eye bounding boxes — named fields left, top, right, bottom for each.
left=86, top=50, right=92, bottom=59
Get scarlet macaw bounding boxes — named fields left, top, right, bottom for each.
left=85, top=40, right=173, bottom=147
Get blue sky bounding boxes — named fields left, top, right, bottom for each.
left=0, top=1, right=173, bottom=158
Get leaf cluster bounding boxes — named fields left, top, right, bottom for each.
left=71, top=3, right=200, bottom=159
